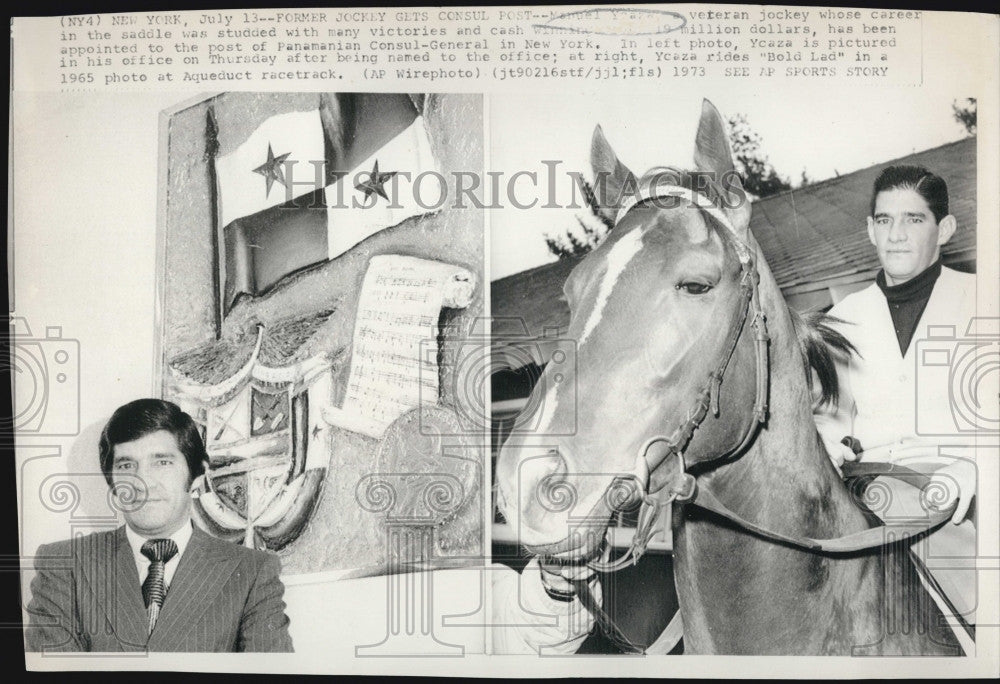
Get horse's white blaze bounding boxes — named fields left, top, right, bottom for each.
left=534, top=229, right=646, bottom=437
left=578, top=230, right=645, bottom=348
left=533, top=384, right=561, bottom=440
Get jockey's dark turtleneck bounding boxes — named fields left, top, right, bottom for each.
left=876, top=259, right=942, bottom=355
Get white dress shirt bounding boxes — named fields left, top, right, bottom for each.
left=125, top=519, right=194, bottom=590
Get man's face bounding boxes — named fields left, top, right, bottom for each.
left=111, top=429, right=192, bottom=538
left=867, top=187, right=954, bottom=285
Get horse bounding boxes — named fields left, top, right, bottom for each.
left=494, top=100, right=963, bottom=655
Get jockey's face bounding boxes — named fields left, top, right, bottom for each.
left=867, top=187, right=955, bottom=285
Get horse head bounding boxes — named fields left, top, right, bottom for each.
left=496, top=100, right=786, bottom=562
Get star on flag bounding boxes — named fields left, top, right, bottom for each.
left=354, top=160, right=397, bottom=202
left=252, top=143, right=292, bottom=197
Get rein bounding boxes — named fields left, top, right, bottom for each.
left=569, top=459, right=958, bottom=655
left=542, top=183, right=958, bottom=654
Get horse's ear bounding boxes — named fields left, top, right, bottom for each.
left=591, top=125, right=637, bottom=224
left=694, top=99, right=735, bottom=176
left=694, top=99, right=752, bottom=234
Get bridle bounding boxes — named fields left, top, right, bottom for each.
left=586, top=181, right=771, bottom=574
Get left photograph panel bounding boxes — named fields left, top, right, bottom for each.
left=16, top=91, right=488, bottom=660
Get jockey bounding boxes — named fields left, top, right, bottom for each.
left=814, top=164, right=981, bottom=628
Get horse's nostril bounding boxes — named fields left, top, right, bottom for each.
left=514, top=448, right=569, bottom=503
left=545, top=448, right=567, bottom=472
left=520, top=449, right=560, bottom=475
left=545, top=449, right=570, bottom=481
left=520, top=449, right=577, bottom=515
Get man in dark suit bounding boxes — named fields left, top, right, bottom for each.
left=25, top=399, right=294, bottom=652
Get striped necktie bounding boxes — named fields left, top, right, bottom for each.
left=140, top=538, right=178, bottom=634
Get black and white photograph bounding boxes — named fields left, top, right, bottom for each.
left=8, top=3, right=998, bottom=678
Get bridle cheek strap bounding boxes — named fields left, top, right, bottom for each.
left=618, top=183, right=770, bottom=466
left=623, top=184, right=771, bottom=478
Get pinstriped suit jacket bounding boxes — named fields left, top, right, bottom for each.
left=25, top=525, right=294, bottom=652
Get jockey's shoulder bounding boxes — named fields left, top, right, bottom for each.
left=940, top=265, right=975, bottom=278
left=826, top=282, right=881, bottom=323
left=827, top=266, right=974, bottom=324
left=938, top=265, right=977, bottom=289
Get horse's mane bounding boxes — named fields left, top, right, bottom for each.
left=789, top=310, right=857, bottom=407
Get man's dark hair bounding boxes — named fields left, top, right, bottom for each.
left=99, top=398, right=207, bottom=487
left=870, top=165, right=949, bottom=222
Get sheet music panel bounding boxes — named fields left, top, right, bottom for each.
left=342, top=255, right=476, bottom=437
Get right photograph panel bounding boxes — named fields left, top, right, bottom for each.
left=489, top=91, right=980, bottom=656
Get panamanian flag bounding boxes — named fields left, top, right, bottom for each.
left=212, top=94, right=441, bottom=314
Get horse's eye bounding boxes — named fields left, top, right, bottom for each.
left=677, top=281, right=713, bottom=295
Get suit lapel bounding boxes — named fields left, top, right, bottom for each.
left=860, top=284, right=901, bottom=362
left=89, top=526, right=148, bottom=649
left=913, top=268, right=963, bottom=340
left=903, top=267, right=965, bottom=361
left=148, top=526, right=239, bottom=651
